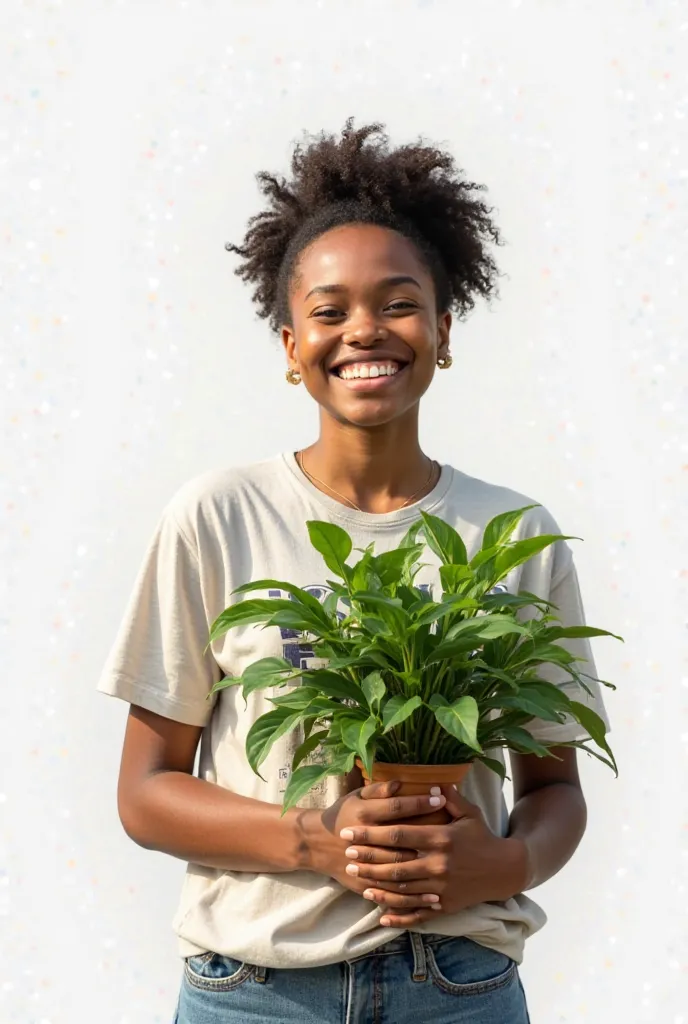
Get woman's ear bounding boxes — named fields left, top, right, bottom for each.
left=437, top=311, right=452, bottom=361
left=281, top=325, right=299, bottom=372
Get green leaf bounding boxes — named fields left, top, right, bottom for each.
left=359, top=616, right=392, bottom=636
left=281, top=752, right=355, bottom=813
left=398, top=519, right=424, bottom=550
left=291, top=730, right=328, bottom=771
left=445, top=614, right=528, bottom=642
left=490, top=535, right=578, bottom=584
left=245, top=707, right=304, bottom=777
left=307, top=521, right=353, bottom=580
left=427, top=617, right=527, bottom=664
left=439, top=564, right=474, bottom=594
left=240, top=657, right=300, bottom=699
left=568, top=701, right=617, bottom=774
left=487, top=692, right=567, bottom=724
left=361, top=671, right=386, bottom=712
left=372, top=546, right=424, bottom=588
left=412, top=595, right=480, bottom=629
left=538, top=625, right=625, bottom=643
left=341, top=716, right=379, bottom=778
left=351, top=592, right=408, bottom=633
left=208, top=675, right=241, bottom=697
left=475, top=617, right=530, bottom=640
left=265, top=607, right=327, bottom=633
left=323, top=590, right=340, bottom=618
left=300, top=670, right=364, bottom=704
left=420, top=511, right=468, bottom=566
left=269, top=694, right=343, bottom=720
left=434, top=696, right=482, bottom=752
left=476, top=755, right=507, bottom=781
left=231, top=580, right=329, bottom=620
left=565, top=739, right=618, bottom=776
left=425, top=636, right=484, bottom=665
left=268, top=686, right=321, bottom=709
left=351, top=550, right=380, bottom=594
left=497, top=725, right=553, bottom=758
left=508, top=641, right=578, bottom=669
left=515, top=679, right=577, bottom=710
left=481, top=505, right=540, bottom=551
left=480, top=592, right=552, bottom=614
left=382, top=694, right=423, bottom=733
left=206, top=598, right=296, bottom=647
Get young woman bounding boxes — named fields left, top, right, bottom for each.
left=99, top=120, right=609, bottom=1023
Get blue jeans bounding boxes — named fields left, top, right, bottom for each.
left=174, top=933, right=531, bottom=1023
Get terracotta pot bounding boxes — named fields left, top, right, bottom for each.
left=356, top=760, right=472, bottom=825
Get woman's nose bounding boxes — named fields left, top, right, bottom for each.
left=343, top=316, right=388, bottom=345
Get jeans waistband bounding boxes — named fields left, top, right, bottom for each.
left=347, top=932, right=464, bottom=977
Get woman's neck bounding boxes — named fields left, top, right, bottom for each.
left=299, top=411, right=435, bottom=514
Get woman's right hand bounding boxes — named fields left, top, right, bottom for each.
left=301, top=781, right=446, bottom=910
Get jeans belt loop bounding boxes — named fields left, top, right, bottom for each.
left=409, top=932, right=427, bottom=982
left=253, top=963, right=267, bottom=984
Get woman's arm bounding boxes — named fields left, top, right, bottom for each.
left=116, top=705, right=443, bottom=884
left=117, top=705, right=321, bottom=873
left=506, top=746, right=588, bottom=889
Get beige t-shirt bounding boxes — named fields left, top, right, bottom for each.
left=97, top=453, right=610, bottom=968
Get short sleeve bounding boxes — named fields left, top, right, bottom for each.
left=97, top=507, right=222, bottom=727
left=525, top=558, right=611, bottom=745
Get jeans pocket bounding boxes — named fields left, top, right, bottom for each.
left=184, top=952, right=253, bottom=993
left=426, top=937, right=517, bottom=996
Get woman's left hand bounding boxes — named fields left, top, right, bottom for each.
left=339, top=785, right=529, bottom=928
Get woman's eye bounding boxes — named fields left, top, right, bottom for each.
left=386, top=301, right=417, bottom=312
left=313, top=308, right=344, bottom=320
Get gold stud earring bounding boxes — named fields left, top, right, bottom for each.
left=437, top=352, right=453, bottom=370
left=285, top=368, right=302, bottom=385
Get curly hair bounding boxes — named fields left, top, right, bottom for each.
left=226, top=118, right=504, bottom=333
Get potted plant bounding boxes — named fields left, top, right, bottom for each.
left=206, top=507, right=620, bottom=815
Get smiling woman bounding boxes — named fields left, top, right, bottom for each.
left=98, top=118, right=610, bottom=1024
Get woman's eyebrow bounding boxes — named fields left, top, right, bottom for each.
left=304, top=275, right=422, bottom=301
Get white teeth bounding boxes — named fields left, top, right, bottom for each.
left=337, top=362, right=400, bottom=380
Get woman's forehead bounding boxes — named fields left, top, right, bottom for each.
left=294, top=224, right=430, bottom=289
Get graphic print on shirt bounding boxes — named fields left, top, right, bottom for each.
left=267, top=581, right=510, bottom=808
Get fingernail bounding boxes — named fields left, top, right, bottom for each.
left=345, top=863, right=359, bottom=876
left=423, top=894, right=440, bottom=903
left=429, top=796, right=443, bottom=807
left=345, top=848, right=359, bottom=860
left=340, top=829, right=355, bottom=840
left=430, top=786, right=441, bottom=796
left=380, top=917, right=392, bottom=926
left=430, top=904, right=443, bottom=911
left=363, top=889, right=377, bottom=900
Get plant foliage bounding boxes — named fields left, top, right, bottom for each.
left=207, top=508, right=621, bottom=811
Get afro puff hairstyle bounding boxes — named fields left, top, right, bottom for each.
left=226, top=118, right=504, bottom=333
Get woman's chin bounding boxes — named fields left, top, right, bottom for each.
left=329, top=401, right=415, bottom=429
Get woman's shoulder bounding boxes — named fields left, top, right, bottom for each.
left=445, top=464, right=563, bottom=537
left=161, top=454, right=289, bottom=534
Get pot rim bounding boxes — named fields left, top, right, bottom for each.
left=356, top=759, right=473, bottom=784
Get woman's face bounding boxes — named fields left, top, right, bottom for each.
left=282, top=224, right=452, bottom=429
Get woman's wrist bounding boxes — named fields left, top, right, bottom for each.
left=291, top=808, right=339, bottom=875
left=497, top=835, right=531, bottom=898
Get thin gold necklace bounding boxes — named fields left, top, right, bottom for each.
left=296, top=451, right=438, bottom=513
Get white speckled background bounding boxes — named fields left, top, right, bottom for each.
left=1, top=0, right=686, bottom=1021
